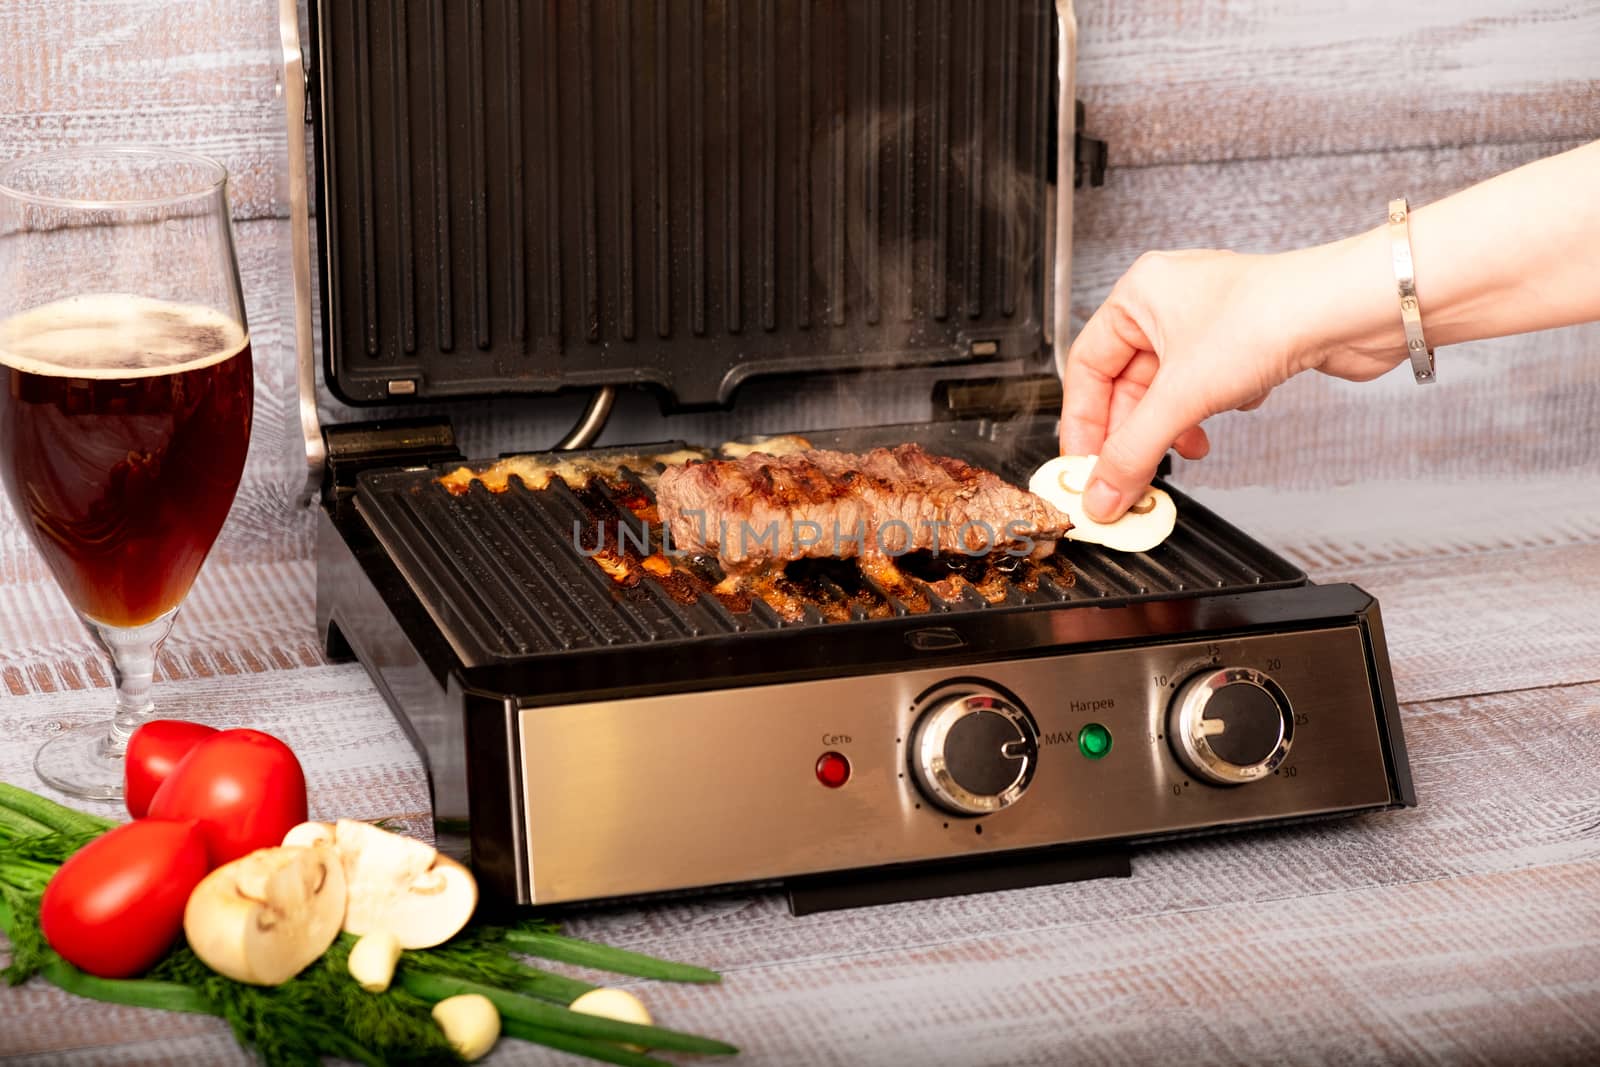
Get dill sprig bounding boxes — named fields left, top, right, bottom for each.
left=149, top=938, right=459, bottom=1067
left=0, top=883, right=50, bottom=983
left=0, top=827, right=105, bottom=986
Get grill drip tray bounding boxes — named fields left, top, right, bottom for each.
left=353, top=419, right=1304, bottom=667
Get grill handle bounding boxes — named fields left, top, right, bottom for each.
left=280, top=0, right=323, bottom=507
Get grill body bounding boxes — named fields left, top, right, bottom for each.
left=317, top=419, right=1413, bottom=906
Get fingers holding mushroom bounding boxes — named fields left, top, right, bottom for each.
left=1030, top=454, right=1176, bottom=553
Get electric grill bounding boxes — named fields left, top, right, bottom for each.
left=281, top=0, right=1414, bottom=912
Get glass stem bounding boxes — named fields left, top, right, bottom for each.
left=85, top=608, right=179, bottom=753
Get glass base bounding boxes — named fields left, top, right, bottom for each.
left=35, top=723, right=130, bottom=801
left=34, top=606, right=181, bottom=801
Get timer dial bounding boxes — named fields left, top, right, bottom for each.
left=910, top=687, right=1039, bottom=816
left=1168, top=666, right=1294, bottom=786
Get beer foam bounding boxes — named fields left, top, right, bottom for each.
left=0, top=293, right=248, bottom=380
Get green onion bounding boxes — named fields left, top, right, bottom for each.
left=399, top=971, right=738, bottom=1055
left=0, top=782, right=117, bottom=836
left=0, top=829, right=106, bottom=890
left=505, top=929, right=723, bottom=984
left=501, top=1019, right=682, bottom=1067
left=397, top=931, right=598, bottom=1005
left=0, top=805, right=55, bottom=839
left=36, top=955, right=216, bottom=1015
left=0, top=892, right=213, bottom=1013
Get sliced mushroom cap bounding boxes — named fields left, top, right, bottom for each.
left=282, top=821, right=336, bottom=849
left=1029, top=454, right=1177, bottom=553
left=333, top=819, right=478, bottom=949
left=183, top=845, right=347, bottom=986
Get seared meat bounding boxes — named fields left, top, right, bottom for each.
left=655, top=444, right=1072, bottom=569
left=438, top=446, right=710, bottom=495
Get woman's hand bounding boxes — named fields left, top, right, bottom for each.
left=1061, top=141, right=1600, bottom=523
left=1061, top=238, right=1405, bottom=522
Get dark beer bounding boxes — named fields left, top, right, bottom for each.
left=0, top=294, right=253, bottom=628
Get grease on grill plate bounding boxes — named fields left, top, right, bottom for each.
left=365, top=435, right=1301, bottom=659
left=437, top=453, right=1076, bottom=625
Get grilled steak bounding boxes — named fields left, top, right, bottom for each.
left=655, top=444, right=1072, bottom=569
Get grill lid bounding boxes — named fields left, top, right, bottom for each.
left=302, top=0, right=1070, bottom=409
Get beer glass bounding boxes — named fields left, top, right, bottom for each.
left=0, top=148, right=254, bottom=799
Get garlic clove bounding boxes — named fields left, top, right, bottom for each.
left=569, top=987, right=653, bottom=1052
left=184, top=845, right=346, bottom=986
left=347, top=930, right=403, bottom=992
left=1030, top=454, right=1176, bottom=553
left=432, top=993, right=500, bottom=1062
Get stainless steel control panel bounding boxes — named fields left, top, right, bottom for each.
left=517, top=625, right=1393, bottom=903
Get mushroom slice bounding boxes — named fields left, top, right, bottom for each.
left=1029, top=454, right=1177, bottom=553
left=333, top=819, right=478, bottom=949
left=184, top=845, right=347, bottom=986
left=282, top=820, right=336, bottom=849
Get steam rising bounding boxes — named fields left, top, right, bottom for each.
left=802, top=92, right=1049, bottom=469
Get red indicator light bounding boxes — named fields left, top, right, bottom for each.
left=815, top=751, right=851, bottom=788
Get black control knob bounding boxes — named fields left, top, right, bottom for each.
left=1168, top=667, right=1294, bottom=785
left=910, top=688, right=1039, bottom=816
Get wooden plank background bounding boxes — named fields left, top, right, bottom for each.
left=2, top=1, right=1598, bottom=1064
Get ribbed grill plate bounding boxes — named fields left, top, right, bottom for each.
left=354, top=422, right=1306, bottom=663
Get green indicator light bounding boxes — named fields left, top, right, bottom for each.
left=1079, top=723, right=1112, bottom=760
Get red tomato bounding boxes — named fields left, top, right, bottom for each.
left=147, top=728, right=309, bottom=865
left=40, top=818, right=209, bottom=978
left=124, top=719, right=218, bottom=818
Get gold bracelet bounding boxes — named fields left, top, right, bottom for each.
left=1387, top=198, right=1436, bottom=384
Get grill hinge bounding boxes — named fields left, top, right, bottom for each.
left=322, top=418, right=464, bottom=505
left=1074, top=101, right=1108, bottom=190
left=932, top=375, right=1064, bottom=421
left=1044, top=99, right=1109, bottom=190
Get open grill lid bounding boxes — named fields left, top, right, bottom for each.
left=292, top=0, right=1082, bottom=411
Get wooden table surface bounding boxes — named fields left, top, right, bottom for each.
left=3, top=0, right=1599, bottom=1063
